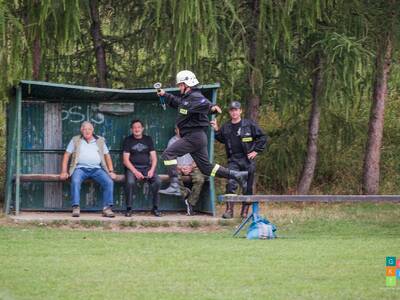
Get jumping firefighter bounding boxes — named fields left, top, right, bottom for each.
left=157, top=70, right=248, bottom=206
left=210, top=101, right=267, bottom=219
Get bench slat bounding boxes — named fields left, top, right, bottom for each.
left=17, top=173, right=192, bottom=183
left=219, top=194, right=400, bottom=203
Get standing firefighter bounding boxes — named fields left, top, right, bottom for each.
left=158, top=70, right=248, bottom=196
left=210, top=101, right=267, bottom=219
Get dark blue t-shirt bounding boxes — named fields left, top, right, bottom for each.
left=123, top=135, right=155, bottom=167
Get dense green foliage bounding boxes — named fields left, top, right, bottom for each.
left=1, top=0, right=400, bottom=197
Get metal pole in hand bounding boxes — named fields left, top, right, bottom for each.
left=154, top=82, right=166, bottom=110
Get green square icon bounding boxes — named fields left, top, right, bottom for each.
left=386, top=256, right=396, bottom=266
left=386, top=276, right=396, bottom=287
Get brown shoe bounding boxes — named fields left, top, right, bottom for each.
left=102, top=206, right=115, bottom=218
left=222, top=202, right=234, bottom=219
left=72, top=206, right=80, bottom=217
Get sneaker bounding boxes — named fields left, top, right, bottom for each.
left=72, top=206, right=80, bottom=217
left=125, top=210, right=133, bottom=217
left=102, top=206, right=115, bottom=218
left=182, top=187, right=194, bottom=215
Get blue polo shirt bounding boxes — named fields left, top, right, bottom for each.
left=66, top=137, right=109, bottom=169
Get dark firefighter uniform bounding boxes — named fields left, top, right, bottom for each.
left=159, top=89, right=248, bottom=196
left=215, top=101, right=267, bottom=218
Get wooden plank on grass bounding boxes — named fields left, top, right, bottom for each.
left=220, top=194, right=400, bottom=203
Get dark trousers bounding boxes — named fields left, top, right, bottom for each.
left=124, top=167, right=160, bottom=209
left=226, top=157, right=255, bottom=195
left=161, top=130, right=230, bottom=179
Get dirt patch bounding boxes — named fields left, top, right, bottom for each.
left=4, top=219, right=236, bottom=233
left=5, top=202, right=396, bottom=232
left=3, top=211, right=240, bottom=233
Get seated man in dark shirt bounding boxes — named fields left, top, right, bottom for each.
left=123, top=119, right=161, bottom=217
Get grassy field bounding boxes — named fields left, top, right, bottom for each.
left=0, top=202, right=399, bottom=300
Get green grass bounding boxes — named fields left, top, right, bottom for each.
left=0, top=203, right=399, bottom=300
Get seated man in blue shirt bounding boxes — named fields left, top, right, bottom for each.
left=60, top=121, right=116, bottom=218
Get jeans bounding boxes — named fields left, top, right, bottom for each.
left=71, top=167, right=114, bottom=207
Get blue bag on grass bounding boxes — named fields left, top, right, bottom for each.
left=246, top=216, right=277, bottom=240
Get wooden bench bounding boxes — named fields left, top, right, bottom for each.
left=17, top=173, right=192, bottom=183
left=219, top=194, right=400, bottom=203
left=10, top=173, right=197, bottom=214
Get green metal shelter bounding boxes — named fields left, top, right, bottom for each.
left=5, top=80, right=219, bottom=215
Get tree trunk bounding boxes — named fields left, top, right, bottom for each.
left=89, top=0, right=108, bottom=88
left=297, top=54, right=323, bottom=194
left=32, top=32, right=41, bottom=80
left=246, top=93, right=260, bottom=121
left=26, top=0, right=41, bottom=81
left=362, top=35, right=393, bottom=194
left=245, top=0, right=260, bottom=122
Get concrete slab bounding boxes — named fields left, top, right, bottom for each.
left=9, top=211, right=227, bottom=224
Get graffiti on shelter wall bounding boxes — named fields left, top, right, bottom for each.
left=62, top=104, right=105, bottom=124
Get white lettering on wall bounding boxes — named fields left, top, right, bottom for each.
left=62, top=105, right=104, bottom=124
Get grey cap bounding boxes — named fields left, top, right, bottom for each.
left=229, top=101, right=241, bottom=109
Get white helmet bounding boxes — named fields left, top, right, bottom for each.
left=176, top=70, right=199, bottom=87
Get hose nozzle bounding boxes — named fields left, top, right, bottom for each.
left=153, top=82, right=162, bottom=92
left=154, top=82, right=166, bottom=110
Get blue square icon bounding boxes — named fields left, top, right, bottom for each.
left=386, top=256, right=396, bottom=266
left=396, top=269, right=400, bottom=280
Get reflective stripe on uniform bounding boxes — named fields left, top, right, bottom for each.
left=242, top=137, right=253, bottom=142
left=179, top=108, right=188, bottom=115
left=210, top=164, right=220, bottom=177
left=164, top=159, right=178, bottom=166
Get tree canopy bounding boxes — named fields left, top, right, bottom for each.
left=1, top=0, right=400, bottom=195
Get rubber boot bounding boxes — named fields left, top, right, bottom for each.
left=240, top=203, right=250, bottom=219
left=159, top=177, right=181, bottom=196
left=222, top=202, right=234, bottom=219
